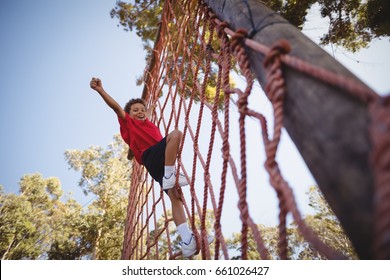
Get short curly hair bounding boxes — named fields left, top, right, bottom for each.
left=124, top=98, right=146, bottom=114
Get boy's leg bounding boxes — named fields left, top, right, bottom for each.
left=168, top=188, right=192, bottom=244
left=165, top=129, right=182, bottom=166
left=167, top=188, right=186, bottom=225
left=162, top=129, right=189, bottom=189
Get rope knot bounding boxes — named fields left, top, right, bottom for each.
left=264, top=39, right=291, bottom=68
left=217, top=21, right=229, bottom=35
left=234, top=28, right=248, bottom=38
left=263, top=40, right=291, bottom=103
left=230, top=28, right=248, bottom=52
left=237, top=96, right=249, bottom=115
left=209, top=14, right=218, bottom=21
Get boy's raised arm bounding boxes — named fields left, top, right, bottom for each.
left=90, top=77, right=126, bottom=120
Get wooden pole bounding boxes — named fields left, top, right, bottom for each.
left=204, top=0, right=378, bottom=259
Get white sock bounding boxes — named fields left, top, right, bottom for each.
left=164, top=165, right=175, bottom=178
left=177, top=222, right=192, bottom=244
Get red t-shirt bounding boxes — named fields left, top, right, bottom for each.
left=118, top=114, right=163, bottom=164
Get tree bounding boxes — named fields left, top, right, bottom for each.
left=46, top=198, right=87, bottom=260
left=64, top=134, right=132, bottom=259
left=287, top=186, right=358, bottom=259
left=0, top=184, right=40, bottom=260
left=265, top=0, right=389, bottom=52
left=0, top=174, right=82, bottom=260
left=1, top=135, right=132, bottom=260
left=110, top=0, right=389, bottom=54
left=110, top=0, right=164, bottom=88
left=111, top=0, right=163, bottom=51
left=227, top=186, right=357, bottom=259
left=366, top=0, right=390, bottom=37
left=228, top=225, right=279, bottom=260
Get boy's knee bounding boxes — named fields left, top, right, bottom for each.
left=170, top=129, right=182, bottom=141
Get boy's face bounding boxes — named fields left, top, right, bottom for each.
left=129, top=103, right=146, bottom=121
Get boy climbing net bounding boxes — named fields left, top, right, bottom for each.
left=89, top=77, right=213, bottom=258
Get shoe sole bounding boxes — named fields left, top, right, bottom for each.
left=162, top=180, right=189, bottom=190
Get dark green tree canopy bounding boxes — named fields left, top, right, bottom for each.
left=111, top=0, right=389, bottom=54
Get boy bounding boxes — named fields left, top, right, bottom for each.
left=90, top=77, right=212, bottom=258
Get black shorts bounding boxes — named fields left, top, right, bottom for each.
left=142, top=137, right=166, bottom=189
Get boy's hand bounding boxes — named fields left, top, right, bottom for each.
left=90, top=77, right=103, bottom=92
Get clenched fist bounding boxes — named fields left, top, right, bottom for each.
left=90, top=77, right=103, bottom=92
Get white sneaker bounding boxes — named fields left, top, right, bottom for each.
left=162, top=171, right=189, bottom=190
left=180, top=234, right=214, bottom=258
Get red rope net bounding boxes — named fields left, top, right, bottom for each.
left=121, top=0, right=390, bottom=260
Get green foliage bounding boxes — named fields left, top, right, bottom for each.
left=1, top=134, right=131, bottom=260
left=259, top=0, right=389, bottom=52
left=316, top=0, right=368, bottom=52
left=366, top=0, right=390, bottom=37
left=294, top=185, right=358, bottom=259
left=0, top=173, right=79, bottom=259
left=111, top=0, right=389, bottom=55
left=227, top=225, right=279, bottom=260
left=110, top=0, right=163, bottom=62
left=46, top=198, right=86, bottom=260
left=226, top=186, right=358, bottom=259
left=267, top=0, right=317, bottom=28
left=64, top=134, right=131, bottom=259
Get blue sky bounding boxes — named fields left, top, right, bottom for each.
left=0, top=0, right=146, bottom=203
left=0, top=0, right=389, bottom=230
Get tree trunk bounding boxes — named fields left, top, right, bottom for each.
left=92, top=227, right=102, bottom=260
left=204, top=0, right=377, bottom=259
left=1, top=235, right=16, bottom=260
